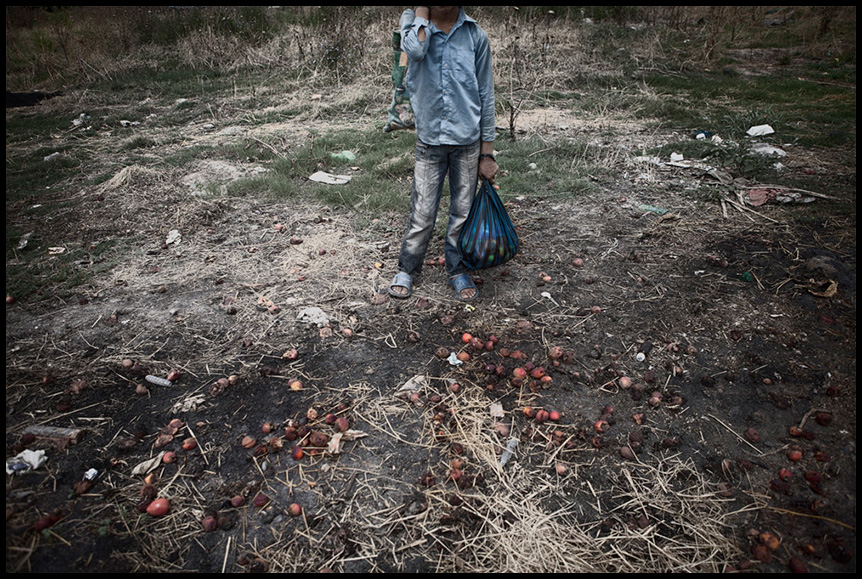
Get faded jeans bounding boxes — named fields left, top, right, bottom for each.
left=397, top=140, right=480, bottom=278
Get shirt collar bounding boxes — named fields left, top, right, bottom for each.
left=427, top=8, right=475, bottom=35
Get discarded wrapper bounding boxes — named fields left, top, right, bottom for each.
left=6, top=449, right=48, bottom=475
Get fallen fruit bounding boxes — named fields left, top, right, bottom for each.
left=760, top=531, right=780, bottom=551
left=146, top=498, right=170, bottom=517
left=788, top=557, right=808, bottom=573
left=751, top=543, right=772, bottom=563
left=743, top=428, right=760, bottom=444
left=716, top=482, right=734, bottom=497
left=33, top=513, right=60, bottom=532
left=309, top=430, right=329, bottom=448
left=287, top=503, right=303, bottom=517
left=202, top=516, right=218, bottom=532
left=815, top=412, right=832, bottom=427
left=786, top=447, right=803, bottom=462
left=141, top=485, right=158, bottom=501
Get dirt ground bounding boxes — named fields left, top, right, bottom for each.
left=5, top=101, right=856, bottom=573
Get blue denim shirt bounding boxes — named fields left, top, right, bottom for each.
left=400, top=8, right=495, bottom=147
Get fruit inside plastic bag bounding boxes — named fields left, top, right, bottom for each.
left=458, top=179, right=519, bottom=270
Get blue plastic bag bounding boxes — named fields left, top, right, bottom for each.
left=458, top=179, right=519, bottom=270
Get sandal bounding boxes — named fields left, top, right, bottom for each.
left=388, top=271, right=413, bottom=299
left=449, top=273, right=478, bottom=303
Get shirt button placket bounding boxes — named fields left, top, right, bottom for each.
left=441, top=42, right=451, bottom=134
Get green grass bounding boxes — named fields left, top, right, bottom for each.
left=222, top=129, right=417, bottom=218
left=5, top=148, right=85, bottom=205
left=641, top=70, right=855, bottom=141
left=495, top=139, right=604, bottom=200
left=6, top=237, right=127, bottom=300
left=223, top=126, right=608, bottom=213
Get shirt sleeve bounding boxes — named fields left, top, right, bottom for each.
left=400, top=9, right=429, bottom=61
left=474, top=28, right=496, bottom=143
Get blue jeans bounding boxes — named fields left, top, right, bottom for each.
left=397, top=140, right=480, bottom=278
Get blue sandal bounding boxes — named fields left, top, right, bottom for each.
left=449, top=273, right=478, bottom=302
left=388, top=271, right=413, bottom=299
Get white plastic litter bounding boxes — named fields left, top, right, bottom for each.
left=6, top=449, right=47, bottom=475
left=750, top=143, right=787, bottom=157
left=500, top=439, right=519, bottom=468
left=165, top=229, right=182, bottom=246
left=309, top=171, right=351, bottom=185
left=746, top=124, right=775, bottom=137
left=398, top=374, right=428, bottom=393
